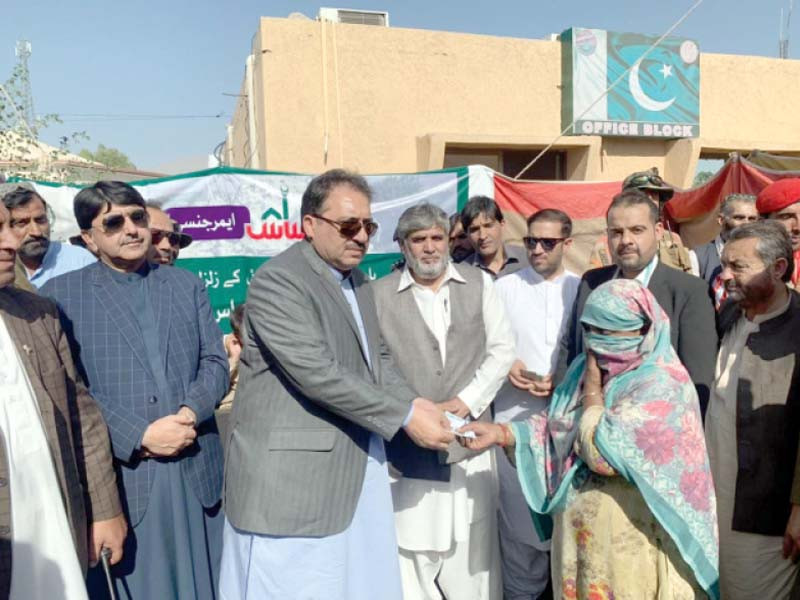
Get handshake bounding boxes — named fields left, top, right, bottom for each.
left=402, top=397, right=470, bottom=451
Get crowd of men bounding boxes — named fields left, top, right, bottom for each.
left=0, top=167, right=798, bottom=600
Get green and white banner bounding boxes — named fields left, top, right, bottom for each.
left=18, top=166, right=494, bottom=331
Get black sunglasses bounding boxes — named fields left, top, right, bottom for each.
left=151, top=228, right=181, bottom=246
left=522, top=236, right=565, bottom=251
left=313, top=214, right=379, bottom=238
left=98, top=209, right=149, bottom=234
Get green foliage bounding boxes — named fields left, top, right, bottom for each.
left=693, top=171, right=715, bottom=187
left=0, top=62, right=88, bottom=181
left=79, top=144, right=135, bottom=170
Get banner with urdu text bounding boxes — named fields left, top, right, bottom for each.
left=17, top=156, right=794, bottom=332
left=22, top=167, right=475, bottom=331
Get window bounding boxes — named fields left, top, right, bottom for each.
left=443, top=146, right=566, bottom=180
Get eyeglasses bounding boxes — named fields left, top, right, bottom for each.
left=151, top=228, right=181, bottom=246
left=312, top=214, right=379, bottom=238
left=522, top=236, right=566, bottom=251
left=96, top=209, right=149, bottom=234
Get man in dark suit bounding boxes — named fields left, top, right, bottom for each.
left=0, top=200, right=125, bottom=597
left=556, top=189, right=717, bottom=413
left=41, top=181, right=228, bottom=600
left=220, top=169, right=454, bottom=600
left=692, top=194, right=759, bottom=311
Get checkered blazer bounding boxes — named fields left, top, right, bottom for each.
left=41, top=262, right=228, bottom=526
left=0, top=287, right=121, bottom=597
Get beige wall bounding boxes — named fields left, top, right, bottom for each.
left=228, top=77, right=251, bottom=168
left=227, top=18, right=800, bottom=186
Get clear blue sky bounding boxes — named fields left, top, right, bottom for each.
left=2, top=0, right=796, bottom=172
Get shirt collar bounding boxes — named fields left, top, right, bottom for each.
left=397, top=260, right=465, bottom=292
left=468, top=243, right=521, bottom=270
left=518, top=265, right=569, bottom=286
left=748, top=289, right=792, bottom=324
left=105, top=260, right=151, bottom=284
left=615, top=253, right=658, bottom=286
left=29, top=240, right=57, bottom=278
left=327, top=265, right=351, bottom=283
left=714, top=235, right=724, bottom=256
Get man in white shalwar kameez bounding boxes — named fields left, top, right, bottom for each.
left=706, top=220, right=800, bottom=599
left=373, top=203, right=515, bottom=600
left=494, top=208, right=579, bottom=600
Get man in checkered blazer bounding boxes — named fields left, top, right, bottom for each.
left=42, top=181, right=228, bottom=600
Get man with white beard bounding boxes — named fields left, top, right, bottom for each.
left=372, top=203, right=514, bottom=600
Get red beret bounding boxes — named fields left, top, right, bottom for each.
left=756, top=178, right=800, bottom=215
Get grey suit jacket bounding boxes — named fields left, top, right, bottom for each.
left=224, top=241, right=415, bottom=537
left=555, top=262, right=718, bottom=415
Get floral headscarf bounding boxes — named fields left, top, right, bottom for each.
left=511, top=279, right=719, bottom=599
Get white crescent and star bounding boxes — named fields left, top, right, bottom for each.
left=629, top=58, right=676, bottom=112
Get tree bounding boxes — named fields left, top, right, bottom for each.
left=0, top=62, right=87, bottom=181
left=693, top=171, right=715, bottom=187
left=79, top=144, right=135, bottom=170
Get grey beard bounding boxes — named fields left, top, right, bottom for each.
left=404, top=252, right=449, bottom=280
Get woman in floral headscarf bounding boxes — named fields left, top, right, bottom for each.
left=462, top=279, right=719, bottom=599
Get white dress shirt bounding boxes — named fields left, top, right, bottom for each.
left=493, top=266, right=579, bottom=549
left=494, top=267, right=580, bottom=421
left=395, top=263, right=515, bottom=418
left=390, top=262, right=515, bottom=552
left=0, top=317, right=88, bottom=600
left=615, top=253, right=658, bottom=286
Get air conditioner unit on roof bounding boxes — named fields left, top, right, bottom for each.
left=318, top=7, right=390, bottom=26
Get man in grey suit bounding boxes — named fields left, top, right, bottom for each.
left=556, top=189, right=718, bottom=415
left=220, top=169, right=454, bottom=600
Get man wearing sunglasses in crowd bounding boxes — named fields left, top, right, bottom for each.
left=41, top=181, right=228, bottom=600
left=221, top=169, right=454, bottom=600
left=2, top=183, right=96, bottom=288
left=146, top=204, right=193, bottom=266
left=492, top=208, right=580, bottom=599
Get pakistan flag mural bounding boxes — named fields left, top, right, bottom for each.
left=562, top=27, right=700, bottom=138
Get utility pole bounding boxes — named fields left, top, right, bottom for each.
left=14, top=40, right=35, bottom=131
left=780, top=0, right=794, bottom=59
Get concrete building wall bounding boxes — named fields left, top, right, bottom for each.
left=698, top=53, right=800, bottom=154
left=227, top=77, right=251, bottom=168
left=227, top=17, right=800, bottom=186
